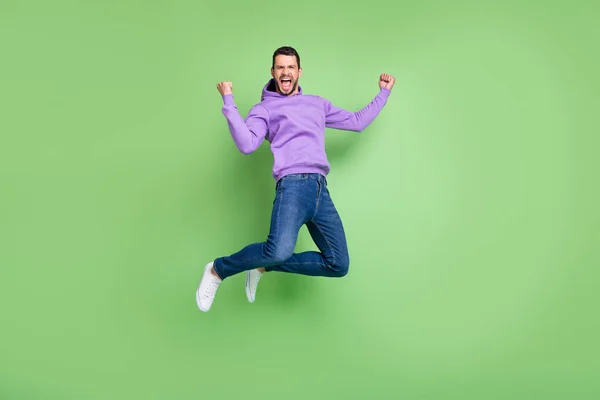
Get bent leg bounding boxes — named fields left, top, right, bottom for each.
left=214, top=175, right=323, bottom=279
left=266, top=181, right=350, bottom=277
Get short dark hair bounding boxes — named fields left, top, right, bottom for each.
left=272, top=46, right=301, bottom=69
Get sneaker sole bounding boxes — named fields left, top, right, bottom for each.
left=245, top=271, right=255, bottom=303
left=196, top=263, right=212, bottom=312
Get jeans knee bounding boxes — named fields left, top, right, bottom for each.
left=265, top=242, right=294, bottom=264
left=331, top=254, right=350, bottom=277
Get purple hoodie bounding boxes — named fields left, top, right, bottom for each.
left=221, top=78, right=391, bottom=181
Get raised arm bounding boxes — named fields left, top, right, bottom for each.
left=325, top=74, right=396, bottom=132
left=217, top=81, right=268, bottom=154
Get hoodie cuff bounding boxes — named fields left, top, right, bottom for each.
left=222, top=94, right=235, bottom=106
left=378, top=88, right=391, bottom=100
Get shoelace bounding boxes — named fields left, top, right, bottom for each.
left=202, top=279, right=220, bottom=299
left=251, top=272, right=262, bottom=292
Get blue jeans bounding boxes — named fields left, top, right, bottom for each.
left=213, top=173, right=350, bottom=280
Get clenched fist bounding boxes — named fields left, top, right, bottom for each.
left=379, top=74, right=396, bottom=91
left=216, top=81, right=233, bottom=96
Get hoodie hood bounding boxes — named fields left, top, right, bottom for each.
left=261, top=78, right=303, bottom=101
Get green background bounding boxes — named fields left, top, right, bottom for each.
left=1, top=0, right=598, bottom=398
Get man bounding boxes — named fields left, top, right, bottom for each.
left=196, top=46, right=395, bottom=312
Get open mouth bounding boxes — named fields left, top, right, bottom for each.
left=280, top=77, right=292, bottom=91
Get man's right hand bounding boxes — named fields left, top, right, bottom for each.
left=217, top=81, right=233, bottom=96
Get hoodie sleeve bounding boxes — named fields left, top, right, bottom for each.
left=324, top=88, right=391, bottom=132
left=221, top=94, right=268, bottom=154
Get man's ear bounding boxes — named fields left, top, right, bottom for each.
left=299, top=68, right=303, bottom=78
left=271, top=68, right=275, bottom=78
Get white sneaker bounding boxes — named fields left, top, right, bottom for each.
left=245, top=269, right=263, bottom=303
left=196, top=262, right=222, bottom=312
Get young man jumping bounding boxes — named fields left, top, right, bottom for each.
left=196, top=46, right=395, bottom=311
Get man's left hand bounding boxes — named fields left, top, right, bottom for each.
left=379, top=74, right=396, bottom=91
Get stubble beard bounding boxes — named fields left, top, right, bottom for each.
left=276, top=78, right=298, bottom=96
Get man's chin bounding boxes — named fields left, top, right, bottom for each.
left=277, top=83, right=297, bottom=96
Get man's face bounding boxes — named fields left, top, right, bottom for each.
left=271, top=55, right=302, bottom=96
